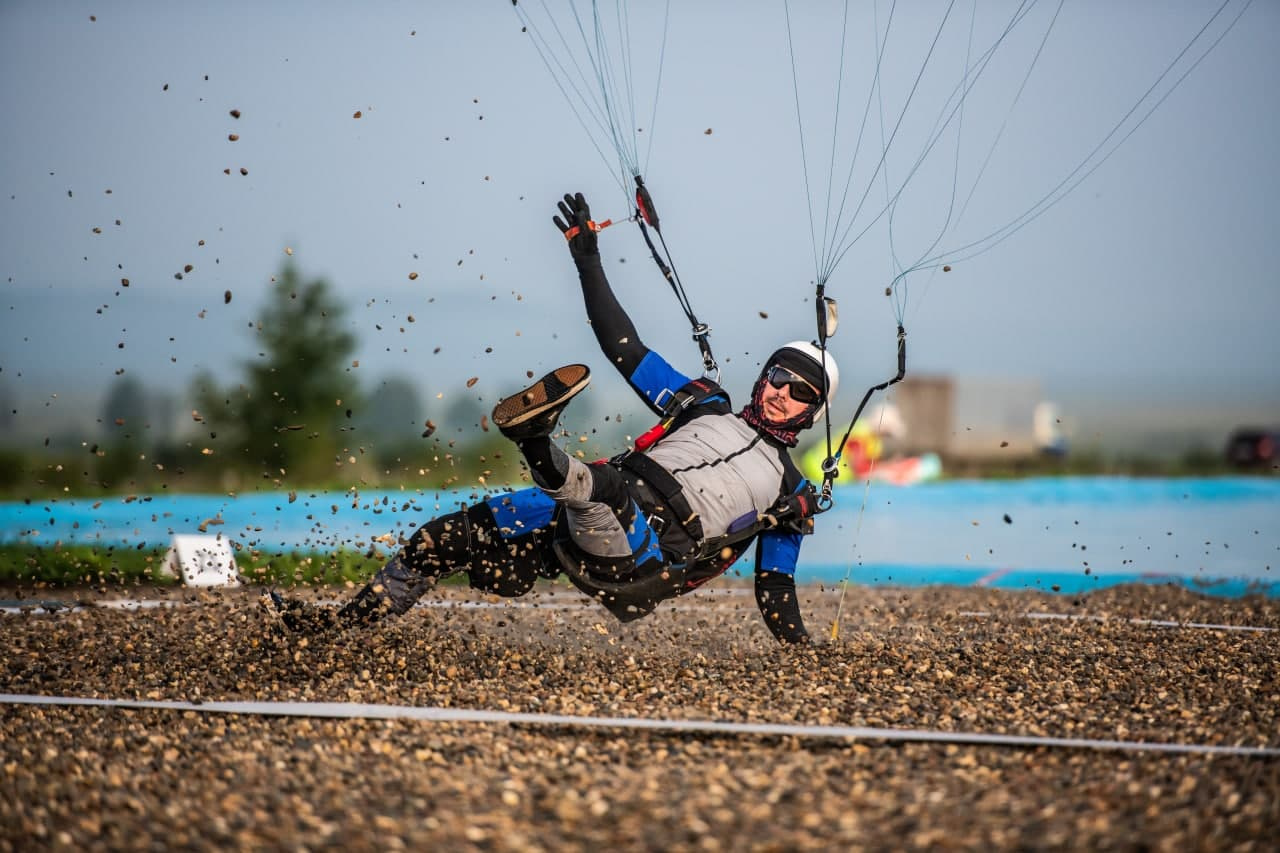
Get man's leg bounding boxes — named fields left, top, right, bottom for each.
left=491, top=364, right=590, bottom=490
left=493, top=363, right=636, bottom=554
left=544, top=456, right=646, bottom=560
left=492, top=363, right=660, bottom=570
left=269, top=485, right=564, bottom=634
left=337, top=504, right=490, bottom=625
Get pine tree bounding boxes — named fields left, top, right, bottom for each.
left=196, top=264, right=360, bottom=482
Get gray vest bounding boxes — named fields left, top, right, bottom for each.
left=645, top=413, right=786, bottom=540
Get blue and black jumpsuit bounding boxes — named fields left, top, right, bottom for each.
left=354, top=250, right=815, bottom=642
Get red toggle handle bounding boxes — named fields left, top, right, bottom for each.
left=563, top=218, right=613, bottom=241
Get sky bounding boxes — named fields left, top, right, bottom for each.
left=2, top=0, right=1278, bottom=450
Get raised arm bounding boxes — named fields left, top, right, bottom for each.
left=555, top=192, right=689, bottom=414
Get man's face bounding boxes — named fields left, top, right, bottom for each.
left=760, top=364, right=820, bottom=424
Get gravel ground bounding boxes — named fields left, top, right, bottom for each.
left=2, top=581, right=1277, bottom=851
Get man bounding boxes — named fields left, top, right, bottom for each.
left=270, top=192, right=838, bottom=643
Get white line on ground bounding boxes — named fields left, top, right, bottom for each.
left=959, top=610, right=1277, bottom=633
left=1, top=693, right=1275, bottom=758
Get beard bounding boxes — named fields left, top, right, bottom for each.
left=738, top=374, right=815, bottom=448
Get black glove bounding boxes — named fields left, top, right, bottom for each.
left=553, top=192, right=598, bottom=260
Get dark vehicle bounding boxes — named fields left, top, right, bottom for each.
left=1225, top=428, right=1280, bottom=469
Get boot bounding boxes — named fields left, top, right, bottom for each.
left=491, top=364, right=590, bottom=441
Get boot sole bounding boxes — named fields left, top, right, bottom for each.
left=492, top=364, right=591, bottom=428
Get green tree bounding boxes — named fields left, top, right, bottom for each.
left=197, top=264, right=360, bottom=482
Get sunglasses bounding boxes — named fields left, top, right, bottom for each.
left=765, top=364, right=822, bottom=405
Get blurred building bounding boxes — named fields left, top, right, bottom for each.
left=891, top=374, right=1066, bottom=463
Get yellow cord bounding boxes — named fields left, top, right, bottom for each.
left=828, top=403, right=890, bottom=641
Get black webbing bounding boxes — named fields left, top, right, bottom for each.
left=633, top=175, right=718, bottom=379
left=818, top=324, right=907, bottom=509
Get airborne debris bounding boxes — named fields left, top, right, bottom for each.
left=230, top=109, right=241, bottom=119
left=466, top=377, right=479, bottom=388
left=408, top=272, right=419, bottom=281
left=228, top=134, right=239, bottom=142
left=224, top=290, right=232, bottom=304
left=422, top=420, right=437, bottom=438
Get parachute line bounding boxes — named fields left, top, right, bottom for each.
left=911, top=0, right=1251, bottom=275
left=513, top=2, right=627, bottom=196
left=783, top=0, right=822, bottom=281
left=513, top=0, right=672, bottom=208
left=790, top=0, right=1207, bottom=303
left=822, top=0, right=1038, bottom=290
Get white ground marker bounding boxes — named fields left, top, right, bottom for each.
left=163, top=534, right=240, bottom=587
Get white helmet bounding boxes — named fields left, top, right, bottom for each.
left=766, top=341, right=840, bottom=424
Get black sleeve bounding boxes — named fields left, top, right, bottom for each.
left=575, top=253, right=650, bottom=379
left=754, top=568, right=810, bottom=644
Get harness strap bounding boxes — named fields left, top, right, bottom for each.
left=615, top=452, right=820, bottom=571
left=614, top=451, right=705, bottom=551
left=552, top=521, right=751, bottom=623
left=634, top=379, right=718, bottom=451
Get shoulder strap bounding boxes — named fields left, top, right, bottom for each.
left=634, top=377, right=730, bottom=451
